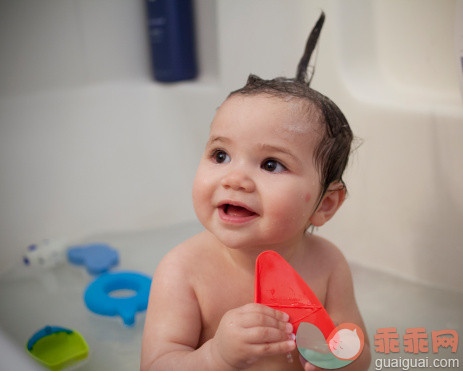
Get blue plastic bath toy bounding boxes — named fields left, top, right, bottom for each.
left=67, top=243, right=119, bottom=275
left=84, top=271, right=151, bottom=326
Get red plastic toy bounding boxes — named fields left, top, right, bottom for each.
left=254, top=250, right=335, bottom=339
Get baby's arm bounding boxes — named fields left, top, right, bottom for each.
left=140, top=248, right=204, bottom=370
left=140, top=247, right=295, bottom=371
left=301, top=245, right=371, bottom=371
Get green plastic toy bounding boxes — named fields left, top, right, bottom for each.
left=26, top=326, right=88, bottom=370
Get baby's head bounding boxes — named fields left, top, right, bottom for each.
left=192, top=12, right=354, bottom=246
left=228, top=74, right=353, bottom=203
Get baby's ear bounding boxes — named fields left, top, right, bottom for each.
left=309, top=182, right=346, bottom=227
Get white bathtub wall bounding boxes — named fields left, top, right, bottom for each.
left=314, top=0, right=463, bottom=293
left=1, top=0, right=462, bottom=293
left=0, top=0, right=222, bottom=272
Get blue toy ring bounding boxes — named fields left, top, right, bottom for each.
left=84, top=271, right=152, bottom=326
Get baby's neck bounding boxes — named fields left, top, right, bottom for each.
left=220, top=237, right=306, bottom=275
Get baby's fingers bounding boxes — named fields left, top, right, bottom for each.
left=246, top=325, right=293, bottom=344
left=240, top=303, right=290, bottom=322
left=240, top=313, right=293, bottom=334
left=251, top=338, right=296, bottom=357
left=238, top=303, right=292, bottom=333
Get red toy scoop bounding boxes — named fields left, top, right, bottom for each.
left=254, top=250, right=335, bottom=339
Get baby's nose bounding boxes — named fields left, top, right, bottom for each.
left=220, top=170, right=255, bottom=192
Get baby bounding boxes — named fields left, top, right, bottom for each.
left=141, top=13, right=370, bottom=371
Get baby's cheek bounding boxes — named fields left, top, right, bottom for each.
left=191, top=178, right=201, bottom=203
left=305, top=193, right=311, bottom=203
left=192, top=176, right=208, bottom=210
left=273, top=194, right=308, bottom=223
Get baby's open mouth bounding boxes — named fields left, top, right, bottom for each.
left=219, top=203, right=257, bottom=218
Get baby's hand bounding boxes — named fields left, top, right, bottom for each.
left=210, top=303, right=296, bottom=369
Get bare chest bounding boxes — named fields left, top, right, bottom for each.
left=194, top=275, right=308, bottom=370
left=195, top=267, right=254, bottom=344
left=194, top=260, right=328, bottom=346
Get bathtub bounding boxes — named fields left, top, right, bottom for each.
left=0, top=221, right=462, bottom=370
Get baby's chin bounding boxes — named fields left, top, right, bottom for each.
left=209, top=230, right=258, bottom=250
left=202, top=228, right=264, bottom=253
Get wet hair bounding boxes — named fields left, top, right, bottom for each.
left=229, top=12, right=353, bottom=202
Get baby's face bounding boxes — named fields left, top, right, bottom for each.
left=192, top=94, right=322, bottom=250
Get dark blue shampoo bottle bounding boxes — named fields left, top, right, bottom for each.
left=146, top=0, right=198, bottom=82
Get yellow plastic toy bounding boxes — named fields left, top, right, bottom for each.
left=26, top=326, right=88, bottom=370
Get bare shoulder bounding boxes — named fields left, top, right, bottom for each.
left=303, top=233, right=350, bottom=275
left=147, top=232, right=207, bottom=310
left=306, top=234, right=357, bottom=319
left=154, top=230, right=215, bottom=283
left=303, top=234, right=371, bottom=368
left=142, top=230, right=216, bottom=365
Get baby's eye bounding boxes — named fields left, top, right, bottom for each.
left=261, top=159, right=286, bottom=173
left=212, top=149, right=230, bottom=164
